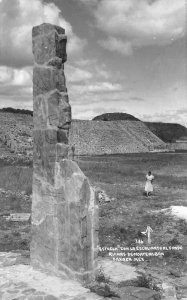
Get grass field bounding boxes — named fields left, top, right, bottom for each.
left=78, top=152, right=187, bottom=274
left=0, top=152, right=187, bottom=275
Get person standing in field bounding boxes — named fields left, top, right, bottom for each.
left=145, top=171, right=154, bottom=197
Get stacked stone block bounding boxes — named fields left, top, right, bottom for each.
left=31, top=23, right=98, bottom=283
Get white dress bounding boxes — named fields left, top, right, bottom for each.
left=145, top=174, right=154, bottom=193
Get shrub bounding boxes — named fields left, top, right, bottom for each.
left=95, top=266, right=110, bottom=284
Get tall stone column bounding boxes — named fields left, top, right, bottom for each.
left=31, top=23, right=99, bottom=283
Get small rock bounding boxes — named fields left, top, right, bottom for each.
left=89, top=282, right=119, bottom=298
left=7, top=289, right=20, bottom=294
left=168, top=268, right=181, bottom=278
left=162, top=282, right=177, bottom=299
left=14, top=282, right=28, bottom=289
left=23, top=288, right=37, bottom=295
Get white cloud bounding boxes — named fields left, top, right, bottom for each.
left=71, top=82, right=123, bottom=94
left=12, top=68, right=32, bottom=86
left=65, top=64, right=93, bottom=82
left=0, top=66, right=32, bottom=86
left=139, top=109, right=187, bottom=127
left=0, top=0, right=85, bottom=67
left=95, top=65, right=110, bottom=79
left=0, top=66, right=32, bottom=108
left=72, top=98, right=133, bottom=120
left=99, top=37, right=133, bottom=55
left=73, top=0, right=99, bottom=7
left=69, top=59, right=111, bottom=80
left=128, top=96, right=144, bottom=102
left=0, top=67, right=13, bottom=84
left=81, top=0, right=186, bottom=54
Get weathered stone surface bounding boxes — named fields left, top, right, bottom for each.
left=55, top=160, right=98, bottom=278
left=47, top=91, right=71, bottom=129
left=32, top=23, right=65, bottom=37
left=98, top=258, right=139, bottom=283
left=33, top=129, right=58, bottom=184
left=32, top=161, right=98, bottom=282
left=119, top=287, right=161, bottom=300
left=33, top=66, right=66, bottom=96
left=56, top=143, right=69, bottom=161
left=57, top=130, right=68, bottom=144
left=89, top=283, right=117, bottom=297
left=33, top=94, right=48, bottom=127
left=33, top=91, right=71, bottom=129
left=47, top=57, right=64, bottom=68
left=31, top=23, right=98, bottom=284
left=32, top=23, right=67, bottom=64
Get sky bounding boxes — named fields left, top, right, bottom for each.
left=0, top=0, right=186, bottom=126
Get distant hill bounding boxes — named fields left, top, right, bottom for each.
left=93, top=112, right=140, bottom=121
left=145, top=122, right=187, bottom=143
left=0, top=107, right=33, bottom=116
left=93, top=113, right=187, bottom=143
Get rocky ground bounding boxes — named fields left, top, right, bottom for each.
left=0, top=252, right=103, bottom=300
left=0, top=112, right=33, bottom=156
left=0, top=252, right=187, bottom=299
left=0, top=152, right=187, bottom=299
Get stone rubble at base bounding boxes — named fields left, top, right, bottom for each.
left=0, top=253, right=187, bottom=299
left=0, top=252, right=103, bottom=300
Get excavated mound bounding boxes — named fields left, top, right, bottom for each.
left=69, top=120, right=166, bottom=155
left=0, top=112, right=166, bottom=156
left=0, top=112, right=33, bottom=156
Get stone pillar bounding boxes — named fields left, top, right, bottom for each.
left=31, top=23, right=99, bottom=283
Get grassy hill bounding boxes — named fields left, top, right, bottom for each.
left=0, top=107, right=33, bottom=116
left=145, top=122, right=187, bottom=143
left=93, top=112, right=140, bottom=121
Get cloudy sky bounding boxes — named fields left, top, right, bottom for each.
left=0, top=0, right=186, bottom=126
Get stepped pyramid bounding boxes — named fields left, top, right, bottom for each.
left=69, top=120, right=166, bottom=155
